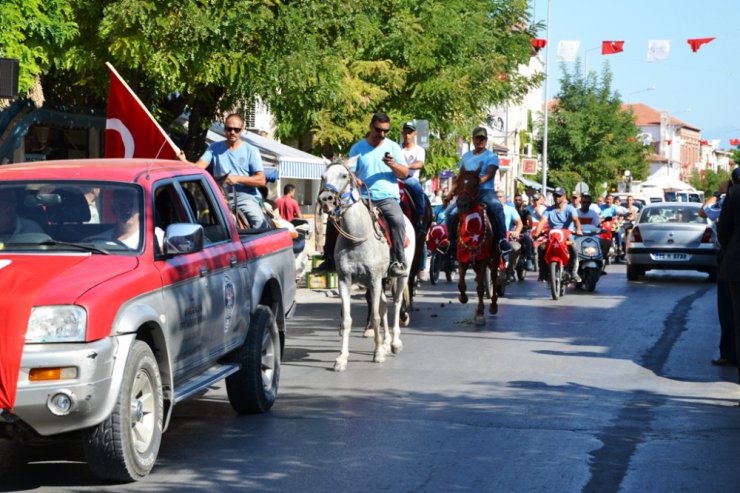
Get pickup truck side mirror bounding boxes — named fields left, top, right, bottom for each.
left=163, top=223, right=204, bottom=255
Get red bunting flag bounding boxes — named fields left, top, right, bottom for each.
left=105, top=62, right=180, bottom=160
left=730, top=138, right=740, bottom=147
left=531, top=38, right=547, bottom=50
left=687, top=37, right=715, bottom=53
left=602, top=41, right=624, bottom=55
left=700, top=139, right=709, bottom=145
left=665, top=139, right=672, bottom=145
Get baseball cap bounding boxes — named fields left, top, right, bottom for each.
left=571, top=191, right=581, bottom=198
left=553, top=187, right=566, bottom=197
left=732, top=167, right=740, bottom=184
left=472, top=126, right=488, bottom=138
left=531, top=193, right=541, bottom=201
left=403, top=121, right=416, bottom=131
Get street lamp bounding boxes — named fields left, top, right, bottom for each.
left=541, top=0, right=551, bottom=197
left=583, top=45, right=600, bottom=77
left=626, top=86, right=655, bottom=104
left=623, top=170, right=632, bottom=193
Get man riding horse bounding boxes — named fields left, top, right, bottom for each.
left=445, top=126, right=511, bottom=259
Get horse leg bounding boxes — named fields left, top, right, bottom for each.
left=334, top=279, right=353, bottom=372
left=474, top=261, right=486, bottom=325
left=489, top=255, right=499, bottom=315
left=368, top=281, right=386, bottom=363
left=379, top=287, right=391, bottom=353
left=458, top=262, right=468, bottom=304
left=363, top=288, right=374, bottom=338
left=390, top=277, right=405, bottom=354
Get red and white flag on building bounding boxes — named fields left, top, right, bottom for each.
left=602, top=41, right=624, bottom=55
left=105, top=62, right=180, bottom=159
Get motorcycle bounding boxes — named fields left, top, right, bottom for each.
left=427, top=222, right=451, bottom=285
left=540, top=228, right=572, bottom=300
left=573, top=224, right=604, bottom=292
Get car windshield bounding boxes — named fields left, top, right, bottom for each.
left=639, top=206, right=705, bottom=224
left=0, top=181, right=143, bottom=253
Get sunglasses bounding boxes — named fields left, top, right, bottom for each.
left=225, top=126, right=243, bottom=133
left=374, top=126, right=391, bottom=135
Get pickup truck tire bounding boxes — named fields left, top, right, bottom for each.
left=226, top=305, right=281, bottom=414
left=83, top=340, right=163, bottom=482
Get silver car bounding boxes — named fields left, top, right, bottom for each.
left=625, top=202, right=718, bottom=281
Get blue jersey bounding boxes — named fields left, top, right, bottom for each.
left=349, top=138, right=406, bottom=201
left=544, top=204, right=578, bottom=231
left=503, top=203, right=519, bottom=231
left=459, top=149, right=499, bottom=192
left=599, top=204, right=619, bottom=219
left=200, top=140, right=263, bottom=197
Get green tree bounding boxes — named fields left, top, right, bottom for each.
left=0, top=0, right=77, bottom=96
left=536, top=62, right=648, bottom=193
left=687, top=168, right=731, bottom=196
left=729, top=145, right=740, bottom=166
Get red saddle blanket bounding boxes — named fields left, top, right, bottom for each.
left=456, top=204, right=491, bottom=263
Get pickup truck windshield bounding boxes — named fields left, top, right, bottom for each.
left=0, top=181, right=143, bottom=252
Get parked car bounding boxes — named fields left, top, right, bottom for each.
left=0, top=159, right=297, bottom=481
left=625, top=202, right=718, bottom=281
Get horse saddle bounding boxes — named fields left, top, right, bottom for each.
left=372, top=206, right=410, bottom=248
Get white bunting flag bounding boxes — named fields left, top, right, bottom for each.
left=647, top=40, right=671, bottom=62
left=557, top=40, right=581, bottom=62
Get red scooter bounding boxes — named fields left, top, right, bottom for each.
left=540, top=228, right=572, bottom=300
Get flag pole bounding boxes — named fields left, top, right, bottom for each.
left=541, top=0, right=551, bottom=197
left=105, top=62, right=180, bottom=158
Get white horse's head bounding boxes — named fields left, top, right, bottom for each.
left=319, top=157, right=357, bottom=215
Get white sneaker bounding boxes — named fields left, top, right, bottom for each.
left=419, top=269, right=430, bottom=282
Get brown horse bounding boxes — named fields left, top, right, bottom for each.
left=451, top=167, right=502, bottom=325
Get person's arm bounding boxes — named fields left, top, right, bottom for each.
left=293, top=200, right=303, bottom=219
left=225, top=171, right=266, bottom=188
left=511, top=213, right=523, bottom=238
left=572, top=212, right=583, bottom=235
left=407, top=147, right=425, bottom=171
left=383, top=151, right=409, bottom=179
left=480, top=163, right=497, bottom=185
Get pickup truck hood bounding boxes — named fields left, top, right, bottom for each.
left=0, top=254, right=138, bottom=411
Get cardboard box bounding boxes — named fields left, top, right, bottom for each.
left=307, top=272, right=328, bottom=289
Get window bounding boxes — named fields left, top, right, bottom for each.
left=180, top=179, right=229, bottom=244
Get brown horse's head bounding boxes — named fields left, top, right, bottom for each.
left=454, top=165, right=482, bottom=214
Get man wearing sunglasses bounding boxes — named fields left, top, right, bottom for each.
left=445, top=126, right=511, bottom=258
left=181, top=113, right=268, bottom=229
left=533, top=187, right=583, bottom=283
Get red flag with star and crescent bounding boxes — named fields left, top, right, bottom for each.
left=457, top=205, right=491, bottom=263
left=687, top=37, right=715, bottom=53
left=105, top=62, right=180, bottom=159
left=602, top=41, right=624, bottom=55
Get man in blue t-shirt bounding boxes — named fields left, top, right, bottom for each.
left=316, top=112, right=410, bottom=278
left=444, top=126, right=511, bottom=256
left=181, top=113, right=268, bottom=229
left=533, top=187, right=583, bottom=282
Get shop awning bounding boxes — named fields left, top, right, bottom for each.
left=517, top=175, right=554, bottom=192
left=207, top=125, right=327, bottom=180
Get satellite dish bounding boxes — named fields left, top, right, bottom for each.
left=637, top=132, right=654, bottom=145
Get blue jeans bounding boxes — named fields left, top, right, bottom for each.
left=230, top=192, right=268, bottom=229
left=445, top=190, right=506, bottom=249
left=404, top=177, right=426, bottom=223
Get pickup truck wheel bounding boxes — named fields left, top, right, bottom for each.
left=82, top=341, right=163, bottom=482
left=226, top=305, right=280, bottom=414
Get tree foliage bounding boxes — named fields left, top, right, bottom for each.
left=687, top=168, right=731, bottom=196
left=536, top=62, right=648, bottom=194
left=15, top=0, right=542, bottom=166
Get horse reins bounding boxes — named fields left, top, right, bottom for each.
left=320, top=162, right=381, bottom=243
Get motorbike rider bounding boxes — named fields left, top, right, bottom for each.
left=513, top=192, right=535, bottom=271
left=575, top=193, right=610, bottom=274
left=600, top=194, right=624, bottom=259
left=497, top=190, right=524, bottom=280
left=533, top=187, right=583, bottom=283
left=445, top=126, right=512, bottom=259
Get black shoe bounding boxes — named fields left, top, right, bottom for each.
left=526, top=260, right=535, bottom=271
left=314, top=258, right=335, bottom=272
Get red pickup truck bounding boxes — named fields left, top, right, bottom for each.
left=0, top=159, right=296, bottom=481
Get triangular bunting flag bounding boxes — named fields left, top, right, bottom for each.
left=602, top=41, right=624, bottom=55
left=687, top=37, right=715, bottom=52
left=557, top=40, right=580, bottom=62
left=647, top=40, right=671, bottom=62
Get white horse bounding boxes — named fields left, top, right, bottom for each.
left=318, top=158, right=415, bottom=371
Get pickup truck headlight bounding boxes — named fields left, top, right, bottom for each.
left=26, top=306, right=87, bottom=343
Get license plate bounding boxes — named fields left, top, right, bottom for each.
left=652, top=252, right=688, bottom=261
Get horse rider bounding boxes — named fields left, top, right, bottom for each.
left=316, top=112, right=410, bottom=278
left=400, top=121, right=427, bottom=230
left=533, top=187, right=583, bottom=283
left=444, top=126, right=512, bottom=258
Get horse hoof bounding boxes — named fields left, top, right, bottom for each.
left=374, top=352, right=387, bottom=363
left=475, top=315, right=485, bottom=326
left=391, top=341, right=404, bottom=354
left=400, top=314, right=410, bottom=327
left=363, top=328, right=374, bottom=338
left=334, top=359, right=348, bottom=372
left=458, top=293, right=468, bottom=304
left=489, top=303, right=498, bottom=315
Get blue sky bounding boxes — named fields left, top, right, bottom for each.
left=531, top=0, right=740, bottom=148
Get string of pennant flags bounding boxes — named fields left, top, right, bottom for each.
left=529, top=36, right=740, bottom=148
left=530, top=37, right=716, bottom=62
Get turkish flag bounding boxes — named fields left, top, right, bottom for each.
left=105, top=62, right=180, bottom=159
left=730, top=138, right=740, bottom=147
left=531, top=38, right=547, bottom=50
left=687, top=37, right=715, bottom=53
left=602, top=41, right=624, bottom=55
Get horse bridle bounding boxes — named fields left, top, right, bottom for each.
left=320, top=162, right=378, bottom=242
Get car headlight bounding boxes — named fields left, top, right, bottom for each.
left=26, top=306, right=87, bottom=343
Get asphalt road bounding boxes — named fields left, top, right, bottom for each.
left=2, top=263, right=739, bottom=492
